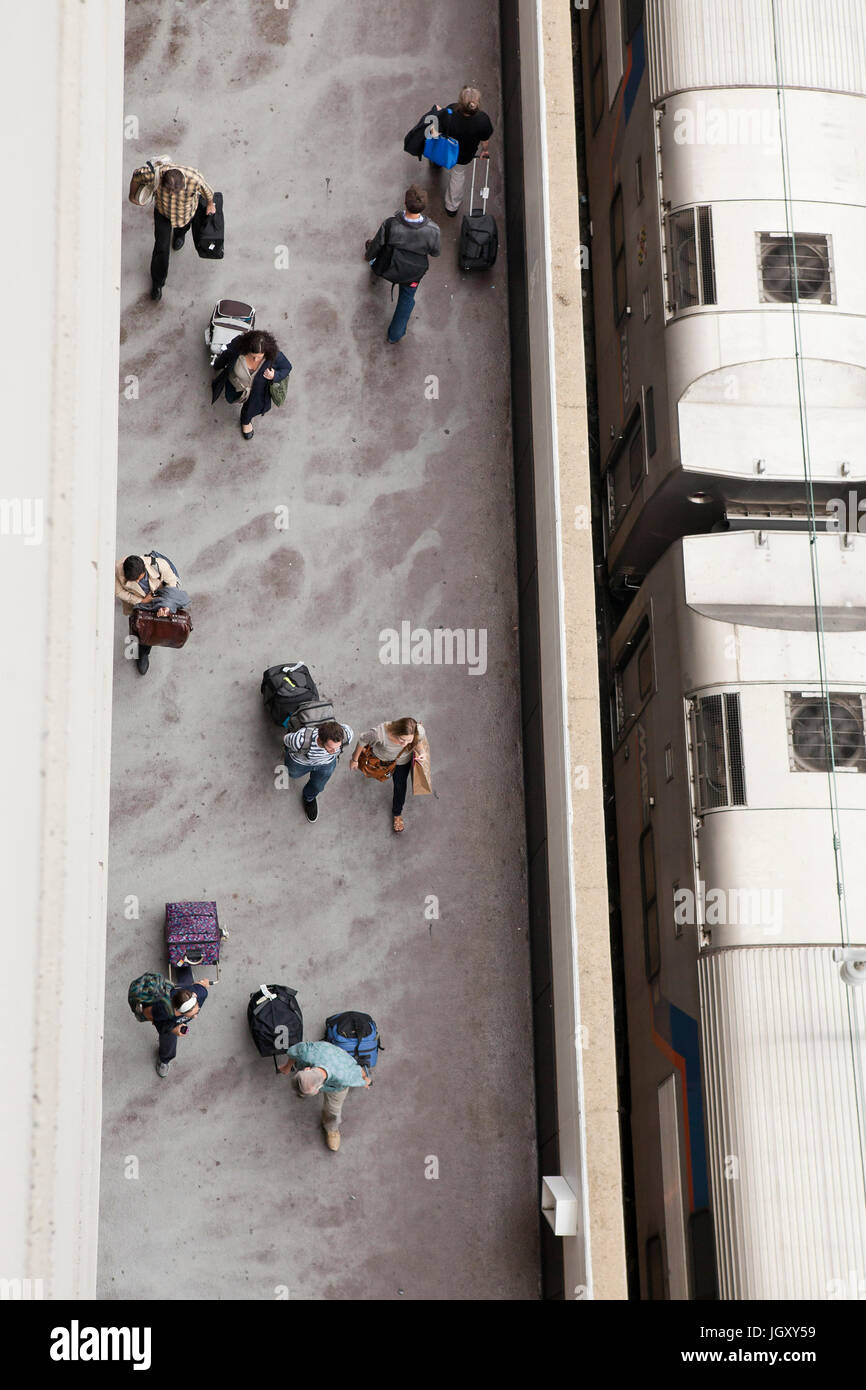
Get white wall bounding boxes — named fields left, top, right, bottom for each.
left=0, top=0, right=124, bottom=1298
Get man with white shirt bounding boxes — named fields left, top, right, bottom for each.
left=283, top=718, right=354, bottom=823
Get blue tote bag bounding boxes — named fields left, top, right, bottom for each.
left=424, top=107, right=459, bottom=168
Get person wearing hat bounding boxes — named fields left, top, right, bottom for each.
left=278, top=1039, right=371, bottom=1152
left=141, top=964, right=211, bottom=1078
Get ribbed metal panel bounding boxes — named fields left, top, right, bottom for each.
left=698, top=947, right=866, bottom=1299
left=647, top=0, right=866, bottom=101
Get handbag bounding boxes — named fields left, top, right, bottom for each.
left=357, top=745, right=399, bottom=782
left=130, top=607, right=193, bottom=650
left=192, top=192, right=224, bottom=259
left=412, top=753, right=432, bottom=795
left=424, top=132, right=459, bottom=169
left=269, top=374, right=289, bottom=407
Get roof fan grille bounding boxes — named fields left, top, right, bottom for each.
left=788, top=693, right=866, bottom=772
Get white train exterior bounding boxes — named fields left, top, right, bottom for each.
left=610, top=531, right=866, bottom=1299
left=579, top=0, right=866, bottom=1297
left=581, top=0, right=866, bottom=591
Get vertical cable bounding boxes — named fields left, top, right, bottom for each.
left=770, top=0, right=866, bottom=1205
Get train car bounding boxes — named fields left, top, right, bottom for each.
left=578, top=0, right=866, bottom=592
left=610, top=528, right=866, bottom=1298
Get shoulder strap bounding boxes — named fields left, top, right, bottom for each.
left=302, top=725, right=315, bottom=753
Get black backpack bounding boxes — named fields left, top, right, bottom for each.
left=193, top=191, right=224, bottom=259
left=372, top=220, right=430, bottom=285
left=247, top=984, right=303, bottom=1072
left=261, top=662, right=319, bottom=727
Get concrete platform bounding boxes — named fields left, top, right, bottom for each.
left=97, top=0, right=539, bottom=1300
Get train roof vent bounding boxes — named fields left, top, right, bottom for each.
left=758, top=233, right=833, bottom=305
left=691, top=693, right=747, bottom=812
left=787, top=692, right=866, bottom=772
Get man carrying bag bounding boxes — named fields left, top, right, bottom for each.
left=364, top=185, right=440, bottom=344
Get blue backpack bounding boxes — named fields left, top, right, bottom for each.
left=325, top=1011, right=382, bottom=1069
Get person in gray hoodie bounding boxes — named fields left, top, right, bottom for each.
left=365, top=185, right=441, bottom=343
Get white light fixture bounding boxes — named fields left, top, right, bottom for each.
left=541, top=1177, right=579, bottom=1236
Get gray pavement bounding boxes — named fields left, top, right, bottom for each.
left=98, top=0, right=539, bottom=1300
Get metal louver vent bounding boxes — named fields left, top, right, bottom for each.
left=667, top=206, right=717, bottom=313
left=692, top=693, right=747, bottom=811
left=758, top=233, right=833, bottom=304
left=787, top=693, right=866, bottom=772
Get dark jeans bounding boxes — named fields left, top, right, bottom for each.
left=225, top=379, right=258, bottom=426
left=392, top=759, right=411, bottom=815
left=284, top=752, right=337, bottom=802
left=388, top=284, right=418, bottom=342
left=151, top=208, right=192, bottom=288
left=154, top=964, right=193, bottom=1063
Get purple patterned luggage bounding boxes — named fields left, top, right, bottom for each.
left=165, top=901, right=222, bottom=978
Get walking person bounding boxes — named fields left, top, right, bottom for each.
left=115, top=550, right=191, bottom=676
left=284, top=717, right=354, bottom=823
left=435, top=88, right=493, bottom=217
left=365, top=185, right=440, bottom=343
left=143, top=965, right=212, bottom=1079
left=127, top=161, right=217, bottom=300
left=278, top=1040, right=371, bottom=1153
left=350, top=717, right=431, bottom=834
left=211, top=329, right=292, bottom=441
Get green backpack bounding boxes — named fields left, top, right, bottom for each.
left=269, top=375, right=289, bottom=408
left=128, top=972, right=174, bottom=1022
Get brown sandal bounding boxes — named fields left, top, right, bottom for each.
left=392, top=816, right=405, bottom=833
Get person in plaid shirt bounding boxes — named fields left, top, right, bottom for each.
left=128, top=161, right=216, bottom=300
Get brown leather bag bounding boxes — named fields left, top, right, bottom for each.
left=357, top=744, right=398, bottom=781
left=130, top=607, right=193, bottom=650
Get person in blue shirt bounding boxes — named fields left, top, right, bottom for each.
left=279, top=1040, right=371, bottom=1153
left=143, top=965, right=211, bottom=1078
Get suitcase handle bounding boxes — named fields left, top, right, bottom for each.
left=469, top=155, right=490, bottom=215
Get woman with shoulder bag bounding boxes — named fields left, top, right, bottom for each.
left=211, top=328, right=292, bottom=441
left=350, top=717, right=431, bottom=834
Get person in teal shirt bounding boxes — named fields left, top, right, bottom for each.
left=279, top=1040, right=371, bottom=1153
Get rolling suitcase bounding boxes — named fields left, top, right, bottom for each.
left=205, top=298, right=255, bottom=366
left=325, top=1011, right=383, bottom=1070
left=459, top=158, right=498, bottom=272
left=165, top=901, right=226, bottom=982
left=248, top=984, right=304, bottom=1072
left=261, top=661, right=319, bottom=727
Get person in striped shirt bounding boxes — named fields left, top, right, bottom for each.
left=128, top=161, right=216, bottom=300
left=283, top=719, right=353, bottom=823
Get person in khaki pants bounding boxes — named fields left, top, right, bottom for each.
left=278, top=1040, right=370, bottom=1153
left=435, top=87, right=493, bottom=216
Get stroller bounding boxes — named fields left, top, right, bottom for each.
left=205, top=298, right=255, bottom=366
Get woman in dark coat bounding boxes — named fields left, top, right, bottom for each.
left=211, top=329, right=292, bottom=440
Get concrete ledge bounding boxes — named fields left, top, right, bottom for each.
left=0, top=0, right=124, bottom=1298
left=508, top=0, right=628, bottom=1299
